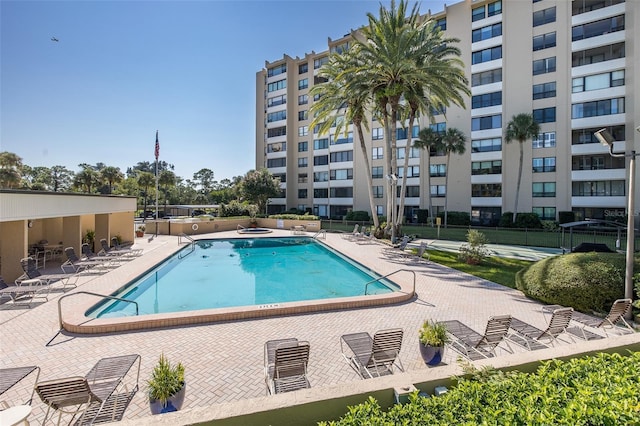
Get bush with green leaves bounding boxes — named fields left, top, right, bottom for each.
left=269, top=213, right=319, bottom=220
left=515, top=212, right=542, bottom=229
left=345, top=211, right=370, bottom=221
left=147, top=354, right=185, bottom=406
left=319, top=352, right=640, bottom=425
left=541, top=220, right=558, bottom=231
left=219, top=200, right=253, bottom=217
left=458, top=229, right=490, bottom=265
left=634, top=273, right=640, bottom=311
left=416, top=209, right=429, bottom=224
left=515, top=252, right=640, bottom=313
left=437, top=211, right=470, bottom=226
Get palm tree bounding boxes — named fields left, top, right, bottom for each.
left=100, top=166, right=124, bottom=194
left=73, top=168, right=99, bottom=193
left=414, top=127, right=443, bottom=224
left=440, top=128, right=467, bottom=227
left=310, top=45, right=381, bottom=229
left=0, top=151, right=23, bottom=189
left=137, top=172, right=156, bottom=220
left=158, top=170, right=176, bottom=211
left=505, top=113, right=540, bottom=223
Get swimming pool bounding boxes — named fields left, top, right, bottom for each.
left=87, top=237, right=397, bottom=318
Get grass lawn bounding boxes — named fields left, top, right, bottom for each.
left=425, top=250, right=533, bottom=289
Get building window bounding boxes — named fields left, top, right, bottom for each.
left=298, top=126, right=308, bottom=136
left=532, top=207, right=556, bottom=220
left=472, top=114, right=502, bottom=131
left=397, top=147, right=420, bottom=159
left=372, top=166, right=383, bottom=179
left=330, top=42, right=350, bottom=54
left=330, top=151, right=353, bottom=163
left=533, top=107, right=556, bottom=123
left=298, top=189, right=308, bottom=199
left=330, top=132, right=353, bottom=145
left=572, top=125, right=625, bottom=145
left=472, top=91, right=502, bottom=109
left=533, top=57, right=556, bottom=75
left=572, top=180, right=625, bottom=196
left=314, top=155, right=328, bottom=166
left=572, top=15, right=624, bottom=41
left=472, top=184, right=502, bottom=197
left=532, top=132, right=556, bottom=148
left=267, top=63, right=286, bottom=77
left=298, top=141, right=308, bottom=152
left=267, top=126, right=286, bottom=138
left=298, top=110, right=308, bottom=121
left=372, top=147, right=383, bottom=160
left=533, top=32, right=556, bottom=51
left=430, top=122, right=446, bottom=135
left=298, top=94, right=308, bottom=105
left=267, top=142, right=285, bottom=153
left=431, top=185, right=446, bottom=197
left=314, top=56, right=328, bottom=69
left=471, top=160, right=502, bottom=175
left=572, top=0, right=624, bottom=15
left=372, top=128, right=384, bottom=140
left=298, top=78, right=308, bottom=90
left=267, top=158, right=286, bottom=168
left=533, top=6, right=556, bottom=27
left=298, top=157, right=307, bottom=168
left=572, top=70, right=624, bottom=93
left=298, top=173, right=308, bottom=183
left=532, top=157, right=556, bottom=173
left=314, top=188, right=328, bottom=198
left=472, top=22, right=502, bottom=43
left=532, top=82, right=556, bottom=100
left=572, top=155, right=625, bottom=170
left=314, top=138, right=328, bottom=150
left=267, top=110, right=286, bottom=123
left=472, top=68, right=502, bottom=87
left=571, top=98, right=624, bottom=119
left=400, top=186, right=420, bottom=197
left=472, top=46, right=502, bottom=65
left=314, top=75, right=328, bottom=85
left=330, top=187, right=353, bottom=198
left=436, top=18, right=446, bottom=31
left=398, top=166, right=420, bottom=178
left=298, top=63, right=308, bottom=74
left=472, top=5, right=485, bottom=22
left=532, top=182, right=556, bottom=197
left=314, top=171, right=328, bottom=182
left=373, top=186, right=384, bottom=198
left=471, top=137, right=502, bottom=152
left=267, top=94, right=286, bottom=107
left=267, top=79, right=286, bottom=92
left=572, top=42, right=625, bottom=67
left=430, top=164, right=446, bottom=177
left=273, top=173, right=286, bottom=183
left=331, top=169, right=353, bottom=180
left=488, top=1, right=502, bottom=17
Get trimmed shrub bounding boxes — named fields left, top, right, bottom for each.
left=558, top=211, right=575, bottom=224
left=416, top=209, right=429, bottom=224
left=438, top=211, right=470, bottom=226
left=345, top=211, right=370, bottom=222
left=515, top=252, right=640, bottom=313
left=319, top=352, right=640, bottom=425
left=499, top=212, right=514, bottom=228
left=269, top=213, right=319, bottom=220
left=458, top=230, right=490, bottom=265
left=515, top=212, right=542, bottom=229
left=219, top=201, right=253, bottom=217
left=541, top=220, right=559, bottom=231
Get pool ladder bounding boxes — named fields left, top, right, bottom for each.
left=178, top=233, right=196, bottom=258
left=364, top=269, right=416, bottom=297
left=312, top=229, right=327, bottom=240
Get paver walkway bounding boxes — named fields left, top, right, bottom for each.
left=0, top=231, right=626, bottom=423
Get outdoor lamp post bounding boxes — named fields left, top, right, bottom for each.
left=594, top=127, right=638, bottom=319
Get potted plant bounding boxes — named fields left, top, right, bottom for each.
left=83, top=229, right=96, bottom=252
left=418, top=320, right=448, bottom=366
left=136, top=224, right=145, bottom=238
left=148, top=354, right=185, bottom=414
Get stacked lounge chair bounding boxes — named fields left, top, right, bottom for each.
left=441, top=315, right=512, bottom=360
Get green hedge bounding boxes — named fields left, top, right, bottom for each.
left=515, top=252, right=640, bottom=313
left=320, top=352, right=640, bottom=425
left=268, top=213, right=319, bottom=220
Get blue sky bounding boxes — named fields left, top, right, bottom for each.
left=1, top=0, right=448, bottom=182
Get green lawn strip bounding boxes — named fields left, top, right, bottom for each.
left=425, top=250, right=532, bottom=289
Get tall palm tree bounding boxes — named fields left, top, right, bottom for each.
left=310, top=45, right=381, bottom=229
left=73, top=168, right=99, bottom=193
left=137, top=172, right=156, bottom=220
left=440, top=128, right=467, bottom=227
left=158, top=170, right=176, bottom=211
left=414, top=127, right=442, bottom=223
left=100, top=166, right=124, bottom=194
left=505, top=113, right=540, bottom=223
left=0, top=151, right=23, bottom=189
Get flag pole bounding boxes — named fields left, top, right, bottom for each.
left=155, top=130, right=159, bottom=237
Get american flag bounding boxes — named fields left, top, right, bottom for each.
left=154, top=131, right=159, bottom=160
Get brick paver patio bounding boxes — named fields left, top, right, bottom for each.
left=0, top=230, right=630, bottom=424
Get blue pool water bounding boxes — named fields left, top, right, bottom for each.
left=87, top=237, right=396, bottom=318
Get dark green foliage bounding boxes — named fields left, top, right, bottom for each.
left=515, top=252, right=640, bottom=313
left=515, top=212, right=542, bottom=229
left=269, top=213, right=319, bottom=220
left=437, top=211, right=469, bottom=226
left=416, top=209, right=429, bottom=224
left=499, top=212, right=514, bottom=228
left=345, top=211, right=370, bottom=221
left=319, top=352, right=640, bottom=425
left=558, top=211, right=575, bottom=224
left=219, top=201, right=252, bottom=217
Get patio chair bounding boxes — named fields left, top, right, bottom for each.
left=0, top=276, right=50, bottom=306
left=415, top=241, right=430, bottom=262
left=19, top=257, right=78, bottom=290
left=542, top=299, right=633, bottom=339
left=83, top=243, right=129, bottom=263
left=62, top=247, right=116, bottom=273
left=340, top=328, right=404, bottom=379
left=111, top=237, right=143, bottom=256
left=441, top=315, right=512, bottom=361
left=0, top=366, right=40, bottom=406
left=35, top=354, right=140, bottom=425
left=263, top=339, right=310, bottom=395
left=508, top=307, right=574, bottom=350
left=99, top=239, right=139, bottom=258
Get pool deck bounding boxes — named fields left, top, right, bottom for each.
left=0, top=230, right=638, bottom=424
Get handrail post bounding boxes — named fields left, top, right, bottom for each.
left=363, top=269, right=416, bottom=297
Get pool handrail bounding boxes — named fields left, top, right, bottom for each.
left=312, top=230, right=327, bottom=240
left=48, top=291, right=139, bottom=346
left=178, top=233, right=195, bottom=245
left=364, top=269, right=416, bottom=297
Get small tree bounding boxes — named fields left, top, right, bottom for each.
left=238, top=169, right=280, bottom=215
left=458, top=230, right=490, bottom=265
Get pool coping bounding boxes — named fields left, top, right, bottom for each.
left=61, top=234, right=415, bottom=334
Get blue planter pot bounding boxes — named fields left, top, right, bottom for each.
left=419, top=343, right=444, bottom=366
left=149, top=383, right=186, bottom=414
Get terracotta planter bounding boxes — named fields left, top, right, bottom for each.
left=136, top=231, right=144, bottom=237
left=149, top=383, right=186, bottom=414
left=419, top=343, right=445, bottom=366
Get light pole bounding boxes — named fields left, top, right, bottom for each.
left=594, top=127, right=638, bottom=319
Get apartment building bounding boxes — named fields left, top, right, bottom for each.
left=255, top=0, right=639, bottom=226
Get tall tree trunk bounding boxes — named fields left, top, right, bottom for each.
left=514, top=140, right=524, bottom=224
left=355, top=120, right=379, bottom=229
left=426, top=152, right=433, bottom=226
left=397, top=113, right=415, bottom=229
left=444, top=153, right=451, bottom=227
